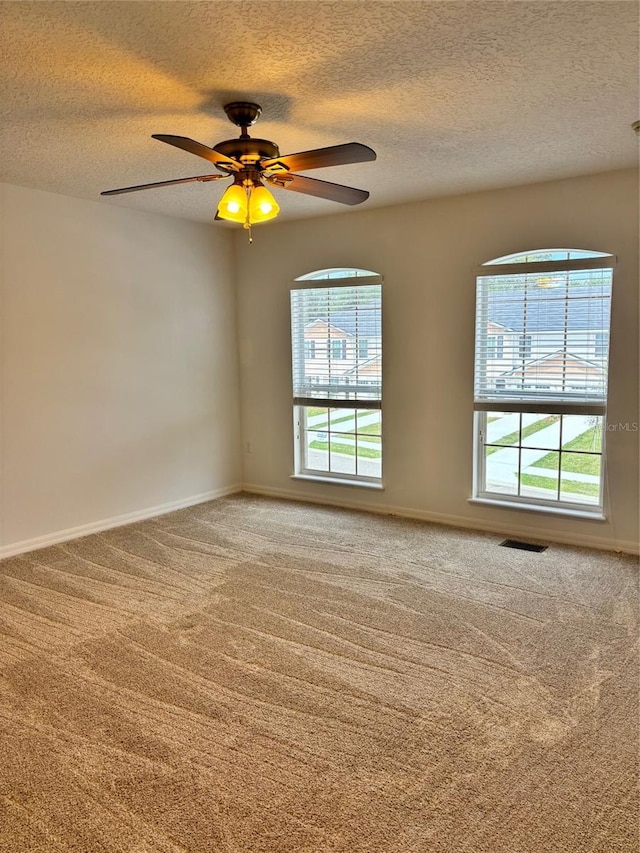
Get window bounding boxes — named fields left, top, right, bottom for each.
left=291, top=268, right=382, bottom=484
left=331, top=339, right=347, bottom=359
left=487, top=335, right=504, bottom=359
left=595, top=332, right=608, bottom=359
left=304, top=340, right=316, bottom=359
left=473, top=248, right=614, bottom=514
left=518, top=334, right=532, bottom=360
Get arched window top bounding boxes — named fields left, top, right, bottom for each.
left=296, top=267, right=380, bottom=281
left=483, top=248, right=613, bottom=266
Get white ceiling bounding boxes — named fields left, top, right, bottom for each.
left=1, top=1, right=638, bottom=224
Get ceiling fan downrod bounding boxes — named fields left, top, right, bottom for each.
left=223, top=101, right=262, bottom=138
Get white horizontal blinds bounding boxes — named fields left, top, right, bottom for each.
left=291, top=283, right=382, bottom=405
left=474, top=259, right=613, bottom=413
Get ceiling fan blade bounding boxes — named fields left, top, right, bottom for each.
left=152, top=134, right=241, bottom=171
left=261, top=142, right=376, bottom=173
left=267, top=173, right=369, bottom=205
left=101, top=174, right=225, bottom=196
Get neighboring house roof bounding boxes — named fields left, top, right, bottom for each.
left=487, top=321, right=513, bottom=333
left=344, top=355, right=381, bottom=376
left=487, top=285, right=609, bottom=332
left=309, top=288, right=608, bottom=337
left=305, top=319, right=352, bottom=338
left=308, top=308, right=381, bottom=337
left=500, top=350, right=603, bottom=378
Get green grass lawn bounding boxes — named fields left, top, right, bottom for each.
left=486, top=416, right=558, bottom=455
left=356, top=422, right=381, bottom=436
left=569, top=425, right=602, bottom=452
left=531, top=426, right=602, bottom=476
left=307, top=409, right=372, bottom=428
left=308, top=410, right=353, bottom=427
left=520, top=473, right=600, bottom=498
left=309, top=440, right=381, bottom=459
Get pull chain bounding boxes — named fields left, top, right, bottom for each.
left=243, top=185, right=253, bottom=243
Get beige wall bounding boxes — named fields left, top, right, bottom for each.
left=0, top=183, right=241, bottom=550
left=2, top=171, right=637, bottom=555
left=235, top=169, right=639, bottom=552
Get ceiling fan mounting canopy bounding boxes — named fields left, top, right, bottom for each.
left=223, top=101, right=262, bottom=129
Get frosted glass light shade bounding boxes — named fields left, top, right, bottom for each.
left=248, top=185, right=280, bottom=222
left=217, top=184, right=248, bottom=223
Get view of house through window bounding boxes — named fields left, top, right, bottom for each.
left=473, top=249, right=614, bottom=512
left=290, top=269, right=382, bottom=483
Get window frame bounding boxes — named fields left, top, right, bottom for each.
left=473, top=410, right=607, bottom=516
left=290, top=270, right=383, bottom=487
left=472, top=250, right=615, bottom=517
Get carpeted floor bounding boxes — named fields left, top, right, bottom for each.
left=0, top=494, right=637, bottom=852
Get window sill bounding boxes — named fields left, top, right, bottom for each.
left=291, top=474, right=384, bottom=490
left=469, top=497, right=606, bottom=522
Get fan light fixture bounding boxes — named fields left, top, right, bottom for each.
left=217, top=182, right=248, bottom=223
left=535, top=275, right=563, bottom=289
left=101, top=101, right=375, bottom=245
left=249, top=184, right=280, bottom=222
left=217, top=179, right=280, bottom=239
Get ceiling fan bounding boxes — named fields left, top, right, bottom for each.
left=101, top=102, right=376, bottom=238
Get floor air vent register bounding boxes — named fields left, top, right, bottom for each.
left=499, top=539, right=548, bottom=553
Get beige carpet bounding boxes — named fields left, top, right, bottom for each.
left=0, top=494, right=637, bottom=852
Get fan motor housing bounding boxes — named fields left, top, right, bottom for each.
left=213, top=137, right=280, bottom=168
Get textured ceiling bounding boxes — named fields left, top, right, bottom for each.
left=1, top=1, right=638, bottom=224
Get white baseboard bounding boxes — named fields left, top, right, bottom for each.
left=3, top=481, right=637, bottom=560
left=0, top=484, right=243, bottom=560
left=242, top=483, right=640, bottom=556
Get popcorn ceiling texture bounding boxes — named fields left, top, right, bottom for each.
left=1, top=1, right=638, bottom=223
